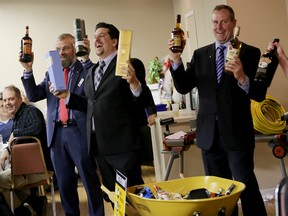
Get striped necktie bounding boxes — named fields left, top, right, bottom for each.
left=216, top=45, right=226, bottom=83
left=94, top=61, right=106, bottom=90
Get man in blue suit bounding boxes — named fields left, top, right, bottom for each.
left=19, top=33, right=104, bottom=216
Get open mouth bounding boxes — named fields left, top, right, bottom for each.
left=216, top=31, right=225, bottom=36
left=96, top=44, right=103, bottom=48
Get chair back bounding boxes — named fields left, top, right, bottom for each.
left=10, top=136, right=51, bottom=189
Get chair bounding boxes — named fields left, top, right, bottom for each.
left=275, top=176, right=288, bottom=216
left=9, top=136, right=56, bottom=216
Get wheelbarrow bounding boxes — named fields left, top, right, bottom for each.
left=126, top=176, right=245, bottom=216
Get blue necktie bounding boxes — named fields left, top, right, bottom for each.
left=94, top=61, right=106, bottom=90
left=216, top=45, right=226, bottom=83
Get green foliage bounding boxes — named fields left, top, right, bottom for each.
left=148, top=57, right=163, bottom=84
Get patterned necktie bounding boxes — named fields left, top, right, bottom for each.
left=59, top=68, right=69, bottom=123
left=216, top=45, right=226, bottom=83
left=94, top=61, right=106, bottom=91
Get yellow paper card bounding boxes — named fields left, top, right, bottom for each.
left=115, top=30, right=132, bottom=76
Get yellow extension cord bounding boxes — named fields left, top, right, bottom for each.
left=251, top=95, right=287, bottom=135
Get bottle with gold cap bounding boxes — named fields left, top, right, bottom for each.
left=170, top=14, right=185, bottom=53
left=225, top=26, right=242, bottom=74
left=20, top=26, right=32, bottom=63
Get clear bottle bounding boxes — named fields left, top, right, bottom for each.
left=225, top=26, right=242, bottom=74
left=254, top=38, right=280, bottom=87
left=179, top=95, right=186, bottom=109
left=20, top=26, right=32, bottom=63
left=170, top=14, right=185, bottom=53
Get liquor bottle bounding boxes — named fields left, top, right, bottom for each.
left=170, top=14, right=185, bottom=53
left=254, top=38, right=280, bottom=87
left=73, top=18, right=88, bottom=57
left=20, top=26, right=32, bottom=63
left=225, top=26, right=242, bottom=74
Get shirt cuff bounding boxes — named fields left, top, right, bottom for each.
left=171, top=59, right=183, bottom=70
left=23, top=70, right=33, bottom=79
left=130, top=82, right=142, bottom=97
left=81, top=59, right=93, bottom=69
left=238, top=75, right=250, bottom=93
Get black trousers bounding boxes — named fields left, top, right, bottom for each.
left=201, top=124, right=267, bottom=216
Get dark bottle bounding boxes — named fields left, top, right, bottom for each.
left=225, top=26, right=242, bottom=74
left=254, top=38, right=280, bottom=87
left=20, top=26, right=32, bottom=63
left=170, top=14, right=185, bottom=53
left=73, top=18, right=88, bottom=57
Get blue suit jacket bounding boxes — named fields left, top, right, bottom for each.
left=21, top=60, right=88, bottom=147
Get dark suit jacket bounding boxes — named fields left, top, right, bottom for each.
left=171, top=42, right=261, bottom=151
left=68, top=56, right=153, bottom=155
left=21, top=60, right=88, bottom=147
left=130, top=58, right=156, bottom=127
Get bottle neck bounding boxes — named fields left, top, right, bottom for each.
left=25, top=28, right=29, bottom=37
left=176, top=23, right=181, bottom=28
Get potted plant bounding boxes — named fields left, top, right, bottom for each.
left=148, top=56, right=163, bottom=84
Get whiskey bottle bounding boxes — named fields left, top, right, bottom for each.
left=73, top=18, right=88, bottom=57
left=20, top=26, right=32, bottom=63
left=254, top=38, right=280, bottom=87
left=170, top=14, right=185, bottom=53
left=225, top=26, right=242, bottom=74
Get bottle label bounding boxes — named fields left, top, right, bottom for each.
left=226, top=45, right=240, bottom=62
left=255, top=57, right=271, bottom=80
left=258, top=56, right=271, bottom=69
left=23, top=39, right=32, bottom=54
left=75, top=41, right=85, bottom=46
left=173, top=35, right=182, bottom=46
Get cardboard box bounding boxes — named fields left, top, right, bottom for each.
left=46, top=50, right=66, bottom=92
left=115, top=30, right=132, bottom=76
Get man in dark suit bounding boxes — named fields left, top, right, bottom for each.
left=168, top=5, right=267, bottom=216
left=54, top=22, right=153, bottom=194
left=19, top=34, right=104, bottom=216
left=79, top=40, right=157, bottom=165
